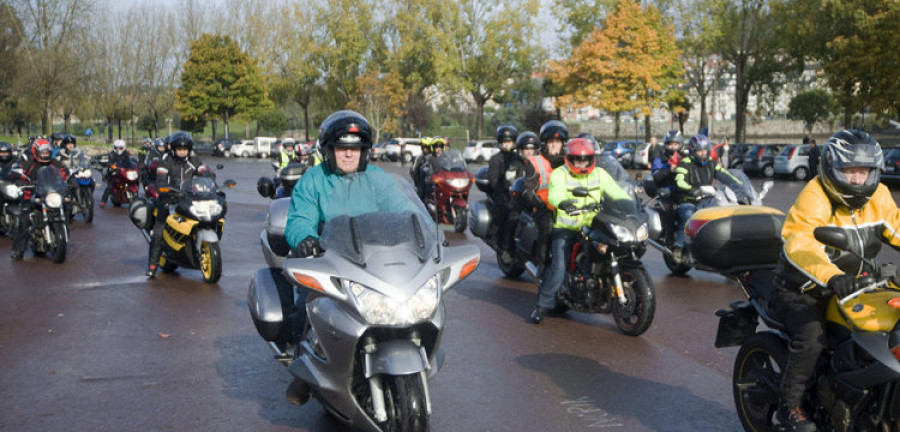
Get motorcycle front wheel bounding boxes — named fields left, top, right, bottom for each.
left=612, top=265, right=655, bottom=336
left=453, top=205, right=467, bottom=233
left=199, top=241, right=222, bottom=283
left=81, top=188, right=94, bottom=223
left=382, top=374, right=428, bottom=432
left=49, top=221, right=67, bottom=263
left=733, top=332, right=787, bottom=432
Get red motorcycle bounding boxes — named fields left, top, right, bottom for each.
left=425, top=149, right=472, bottom=232
left=108, top=157, right=140, bottom=206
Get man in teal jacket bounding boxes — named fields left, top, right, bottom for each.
left=528, top=138, right=632, bottom=324
left=285, top=110, right=417, bottom=256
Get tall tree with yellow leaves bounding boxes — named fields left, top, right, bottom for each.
left=550, top=0, right=682, bottom=140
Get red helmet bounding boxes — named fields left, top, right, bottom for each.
left=33, top=138, right=53, bottom=163
left=565, top=138, right=595, bottom=175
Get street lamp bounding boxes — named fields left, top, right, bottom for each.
left=166, top=118, right=173, bottom=136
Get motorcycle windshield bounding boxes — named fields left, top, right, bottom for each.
left=182, top=176, right=218, bottom=199
left=716, top=169, right=757, bottom=200
left=436, top=149, right=467, bottom=172
left=599, top=182, right=644, bottom=225
left=35, top=165, right=65, bottom=196
left=118, top=157, right=138, bottom=170
left=319, top=174, right=438, bottom=267
left=75, top=153, right=92, bottom=170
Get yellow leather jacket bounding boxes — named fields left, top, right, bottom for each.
left=777, top=177, right=900, bottom=292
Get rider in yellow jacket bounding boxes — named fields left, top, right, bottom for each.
left=772, top=129, right=900, bottom=431
left=528, top=138, right=631, bottom=324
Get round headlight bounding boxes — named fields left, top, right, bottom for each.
left=2, top=184, right=19, bottom=199
left=45, top=192, right=63, bottom=208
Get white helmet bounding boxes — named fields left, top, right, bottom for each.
left=113, top=139, right=126, bottom=154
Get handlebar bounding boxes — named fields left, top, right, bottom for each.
left=838, top=278, right=891, bottom=306
left=565, top=202, right=600, bottom=216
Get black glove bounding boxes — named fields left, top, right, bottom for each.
left=558, top=199, right=577, bottom=214
left=828, top=273, right=858, bottom=298
left=737, top=195, right=752, bottom=205
left=294, top=236, right=321, bottom=258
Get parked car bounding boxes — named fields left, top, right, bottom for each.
left=369, top=141, right=388, bottom=161
left=633, top=142, right=652, bottom=168
left=601, top=140, right=642, bottom=168
left=881, top=148, right=900, bottom=182
left=213, top=137, right=241, bottom=157
left=193, top=140, right=216, bottom=155
left=774, top=144, right=811, bottom=180
left=462, top=140, right=499, bottom=163
left=384, top=138, right=421, bottom=163
left=228, top=139, right=256, bottom=157
left=741, top=144, right=786, bottom=177
left=712, top=142, right=753, bottom=170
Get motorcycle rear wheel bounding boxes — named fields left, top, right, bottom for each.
left=733, top=332, right=787, bottom=432
left=199, top=241, right=222, bottom=283
left=381, top=374, right=428, bottom=432
left=453, top=206, right=467, bottom=233
left=612, top=266, right=655, bottom=336
left=49, top=221, right=67, bottom=263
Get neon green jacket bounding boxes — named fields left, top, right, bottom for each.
left=548, top=165, right=632, bottom=230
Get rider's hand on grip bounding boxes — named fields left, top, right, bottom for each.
left=558, top=199, right=577, bottom=214
left=828, top=273, right=858, bottom=298
left=294, top=236, right=322, bottom=258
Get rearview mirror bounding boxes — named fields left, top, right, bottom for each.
left=813, top=226, right=851, bottom=251
left=224, top=179, right=237, bottom=189
left=572, top=187, right=590, bottom=198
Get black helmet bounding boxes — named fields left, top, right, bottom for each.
left=663, top=130, right=684, bottom=158
left=539, top=120, right=568, bottom=144
left=496, top=124, right=518, bottom=145
left=0, top=142, right=12, bottom=163
left=168, top=132, right=193, bottom=160
left=62, top=134, right=77, bottom=147
left=516, top=131, right=539, bottom=151
left=318, top=110, right=372, bottom=173
left=50, top=132, right=65, bottom=144
left=575, top=132, right=598, bottom=146
left=820, top=129, right=884, bottom=209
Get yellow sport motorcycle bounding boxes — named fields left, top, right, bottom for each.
left=129, top=175, right=236, bottom=283
left=715, top=224, right=900, bottom=431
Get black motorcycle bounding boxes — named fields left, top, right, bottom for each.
left=0, top=175, right=22, bottom=236
left=65, top=152, right=95, bottom=223
left=257, top=162, right=307, bottom=200
left=553, top=184, right=656, bottom=336
left=468, top=167, right=534, bottom=278
left=22, top=166, right=69, bottom=263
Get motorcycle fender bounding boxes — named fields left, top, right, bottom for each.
left=364, top=339, right=430, bottom=378
left=194, top=229, right=218, bottom=251
left=451, top=196, right=468, bottom=209
left=714, top=301, right=759, bottom=348
left=840, top=332, right=900, bottom=387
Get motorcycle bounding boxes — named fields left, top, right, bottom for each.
left=714, top=224, right=900, bottom=431
left=551, top=184, right=657, bottom=336
left=644, top=169, right=774, bottom=276
left=468, top=167, right=534, bottom=278
left=0, top=175, right=22, bottom=236
left=21, top=166, right=69, bottom=263
left=65, top=152, right=95, bottom=223
left=248, top=175, right=480, bottom=432
left=257, top=162, right=307, bottom=200
left=129, top=171, right=236, bottom=283
left=107, top=156, right=140, bottom=207
left=421, top=149, right=472, bottom=233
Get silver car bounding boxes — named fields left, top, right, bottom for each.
left=774, top=144, right=811, bottom=180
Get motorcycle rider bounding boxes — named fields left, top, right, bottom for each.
left=56, top=134, right=83, bottom=169
left=146, top=132, right=209, bottom=277
left=528, top=138, right=631, bottom=324
left=671, top=134, right=741, bottom=261
left=49, top=132, right=65, bottom=159
left=650, top=129, right=684, bottom=189
left=522, top=120, right=568, bottom=266
left=9, top=138, right=68, bottom=261
left=517, top=131, right=539, bottom=161
left=488, top=124, right=524, bottom=262
left=0, top=142, right=14, bottom=175
left=273, top=138, right=302, bottom=171
left=412, top=137, right=435, bottom=199
left=770, top=129, right=900, bottom=432
left=283, top=110, right=419, bottom=404
left=99, top=139, right=133, bottom=208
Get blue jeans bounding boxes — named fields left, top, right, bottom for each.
left=675, top=203, right=697, bottom=247
left=536, top=228, right=580, bottom=309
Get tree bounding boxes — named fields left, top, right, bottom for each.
left=710, top=0, right=788, bottom=142
left=670, top=0, right=725, bottom=132
left=0, top=3, right=23, bottom=117
left=11, top=0, right=93, bottom=135
left=434, top=0, right=542, bottom=139
left=553, top=0, right=615, bottom=49
left=550, top=0, right=682, bottom=140
left=349, top=69, right=407, bottom=146
left=176, top=34, right=270, bottom=141
left=311, top=0, right=374, bottom=111
left=787, top=89, right=836, bottom=134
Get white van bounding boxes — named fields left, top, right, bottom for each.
left=254, top=137, right=278, bottom=158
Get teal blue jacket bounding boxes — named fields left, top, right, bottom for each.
left=285, top=163, right=418, bottom=249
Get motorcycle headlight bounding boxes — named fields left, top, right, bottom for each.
left=2, top=184, right=20, bottom=199
left=77, top=169, right=92, bottom=178
left=635, top=223, right=648, bottom=242
left=611, top=223, right=635, bottom=243
left=45, top=192, right=63, bottom=208
left=189, top=200, right=223, bottom=222
left=346, top=275, right=441, bottom=326
left=446, top=178, right=470, bottom=189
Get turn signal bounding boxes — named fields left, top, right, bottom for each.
left=892, top=345, right=900, bottom=361
left=890, top=298, right=900, bottom=309
left=158, top=187, right=171, bottom=193
left=292, top=272, right=324, bottom=292
left=459, top=257, right=479, bottom=280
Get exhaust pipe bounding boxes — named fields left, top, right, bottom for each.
left=647, top=239, right=671, bottom=255
left=524, top=261, right=541, bottom=282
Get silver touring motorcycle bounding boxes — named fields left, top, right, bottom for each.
left=248, top=174, right=480, bottom=432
